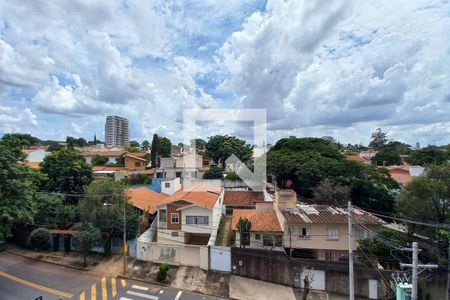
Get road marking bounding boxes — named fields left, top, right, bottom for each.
left=79, top=291, right=85, bottom=300
left=126, top=290, right=159, bottom=299
left=121, top=279, right=127, bottom=287
left=111, top=278, right=117, bottom=297
left=101, top=277, right=107, bottom=300
left=119, top=297, right=135, bottom=300
left=0, top=270, right=73, bottom=298
left=132, top=284, right=149, bottom=291
left=174, top=291, right=182, bottom=300
left=91, top=283, right=97, bottom=300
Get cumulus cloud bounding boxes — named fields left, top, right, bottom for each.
left=0, top=106, right=38, bottom=132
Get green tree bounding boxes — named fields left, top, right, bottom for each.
left=371, top=145, right=402, bottom=166
left=73, top=222, right=101, bottom=266
left=406, top=146, right=449, bottom=166
left=142, top=140, right=150, bottom=151
left=41, top=149, right=92, bottom=195
left=190, top=138, right=206, bottom=149
left=129, top=141, right=140, bottom=148
left=206, top=135, right=253, bottom=170
left=267, top=137, right=398, bottom=212
left=159, top=137, right=172, bottom=157
left=225, top=171, right=241, bottom=181
left=237, top=218, right=251, bottom=247
left=1, top=133, right=35, bottom=160
left=91, top=155, right=108, bottom=166
left=34, top=193, right=76, bottom=228
left=79, top=177, right=138, bottom=238
left=368, top=128, right=388, bottom=149
left=29, top=227, right=51, bottom=251
left=150, top=134, right=160, bottom=167
left=396, top=165, right=450, bottom=235
left=203, top=166, right=224, bottom=179
left=312, top=179, right=350, bottom=206
left=0, top=144, right=45, bottom=238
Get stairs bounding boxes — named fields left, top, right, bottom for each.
left=216, top=216, right=232, bottom=246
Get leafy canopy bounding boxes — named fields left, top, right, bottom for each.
left=368, top=128, right=388, bottom=149
left=406, top=146, right=449, bottom=166
left=206, top=135, right=253, bottom=170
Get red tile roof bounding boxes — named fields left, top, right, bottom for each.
left=223, top=191, right=265, bottom=205
left=345, top=155, right=366, bottom=162
left=92, top=166, right=124, bottom=172
left=18, top=161, right=41, bottom=169
left=126, top=187, right=168, bottom=213
left=81, top=151, right=125, bottom=157
left=125, top=154, right=147, bottom=161
left=158, top=184, right=221, bottom=209
left=231, top=209, right=282, bottom=232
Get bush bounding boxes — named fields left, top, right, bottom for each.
left=28, top=228, right=51, bottom=251
left=157, top=263, right=170, bottom=281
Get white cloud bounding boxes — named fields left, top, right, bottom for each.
left=0, top=106, right=38, bottom=132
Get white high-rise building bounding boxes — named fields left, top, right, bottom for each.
left=105, top=116, right=129, bottom=146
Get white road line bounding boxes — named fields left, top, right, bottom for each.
left=159, top=290, right=164, bottom=294
left=131, top=284, right=150, bottom=291
left=126, top=290, right=159, bottom=300
left=174, top=291, right=183, bottom=300
left=119, top=297, right=135, bottom=300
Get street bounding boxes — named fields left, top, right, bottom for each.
left=0, top=252, right=222, bottom=300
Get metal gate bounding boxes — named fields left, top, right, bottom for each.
left=210, top=246, right=231, bottom=272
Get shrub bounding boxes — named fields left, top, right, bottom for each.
left=157, top=263, right=170, bottom=281
left=28, top=228, right=51, bottom=251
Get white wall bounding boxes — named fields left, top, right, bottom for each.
left=181, top=206, right=213, bottom=234
left=26, top=150, right=49, bottom=162
left=161, top=178, right=181, bottom=195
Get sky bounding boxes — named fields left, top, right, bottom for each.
left=0, top=0, right=449, bottom=146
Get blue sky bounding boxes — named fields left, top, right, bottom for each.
left=0, top=0, right=449, bottom=146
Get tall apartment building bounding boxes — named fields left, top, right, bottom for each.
left=105, top=116, right=129, bottom=146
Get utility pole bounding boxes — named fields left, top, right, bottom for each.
left=289, top=227, right=292, bottom=258
left=348, top=200, right=354, bottom=300
left=400, top=242, right=438, bottom=300
left=447, top=242, right=450, bottom=300
left=122, top=190, right=127, bottom=275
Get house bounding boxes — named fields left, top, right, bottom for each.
left=124, top=153, right=147, bottom=170
left=155, top=183, right=222, bottom=246
left=231, top=209, right=283, bottom=251
left=222, top=190, right=272, bottom=215
left=23, top=147, right=50, bottom=162
left=171, top=144, right=183, bottom=157
left=81, top=151, right=125, bottom=164
left=127, top=186, right=169, bottom=216
left=345, top=154, right=370, bottom=164
left=92, top=165, right=125, bottom=180
left=155, top=154, right=211, bottom=179
left=275, top=190, right=384, bottom=261
left=384, top=164, right=425, bottom=186
left=160, top=177, right=182, bottom=195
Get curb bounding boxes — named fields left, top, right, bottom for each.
left=6, top=249, right=90, bottom=271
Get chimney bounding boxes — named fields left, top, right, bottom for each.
left=275, top=189, right=297, bottom=209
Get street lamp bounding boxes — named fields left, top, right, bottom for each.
left=103, top=190, right=127, bottom=275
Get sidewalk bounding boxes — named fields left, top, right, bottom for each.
left=5, top=244, right=124, bottom=276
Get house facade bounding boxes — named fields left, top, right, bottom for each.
left=81, top=151, right=125, bottom=164
left=155, top=154, right=211, bottom=179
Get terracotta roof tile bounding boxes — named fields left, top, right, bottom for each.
left=223, top=191, right=265, bottom=205
left=81, top=151, right=125, bottom=157
left=126, top=187, right=169, bottom=213
left=125, top=154, right=147, bottom=161
left=231, top=209, right=282, bottom=232
left=158, top=184, right=221, bottom=209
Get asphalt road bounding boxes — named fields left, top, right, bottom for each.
left=0, top=251, right=222, bottom=300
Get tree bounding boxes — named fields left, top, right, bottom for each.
left=368, top=128, right=388, bottom=149
left=203, top=166, right=224, bottom=179
left=1, top=133, right=33, bottom=160
left=396, top=165, right=449, bottom=235
left=129, top=141, right=140, bottom=148
left=371, top=144, right=402, bottom=166
left=150, top=134, right=160, bottom=167
left=406, top=146, right=449, bottom=166
left=79, top=177, right=138, bottom=238
left=225, top=171, right=241, bottom=181
left=142, top=140, right=150, bottom=151
left=29, top=228, right=51, bottom=251
left=41, top=149, right=92, bottom=195
left=237, top=218, right=251, bottom=247
left=73, top=222, right=101, bottom=266
left=0, top=144, right=45, bottom=238
left=190, top=138, right=206, bottom=150
left=91, top=155, right=108, bottom=166
left=159, top=137, right=172, bottom=157
left=34, top=193, right=76, bottom=228
left=312, top=179, right=350, bottom=206
left=206, top=135, right=253, bottom=170
left=267, top=137, right=399, bottom=212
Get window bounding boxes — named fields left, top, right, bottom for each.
left=327, top=227, right=339, bottom=240
left=171, top=213, right=179, bottom=224
left=135, top=162, right=141, bottom=167
left=171, top=231, right=179, bottom=237
left=175, top=172, right=182, bottom=178
left=115, top=157, right=119, bottom=162
left=254, top=233, right=260, bottom=240
left=355, top=228, right=368, bottom=239
left=299, top=227, right=311, bottom=239
left=165, top=182, right=170, bottom=188
left=263, top=234, right=282, bottom=247
left=186, top=216, right=209, bottom=225
left=159, top=209, right=166, bottom=222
